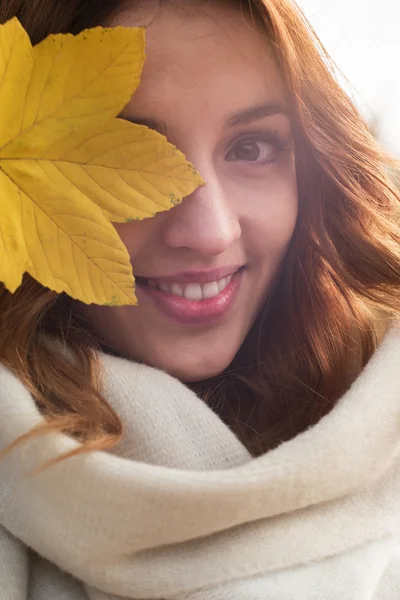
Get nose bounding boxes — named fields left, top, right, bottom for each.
left=162, top=173, right=241, bottom=256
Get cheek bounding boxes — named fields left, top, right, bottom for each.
left=246, top=208, right=297, bottom=271
left=113, top=219, right=156, bottom=257
left=262, top=193, right=298, bottom=252
left=233, top=168, right=298, bottom=260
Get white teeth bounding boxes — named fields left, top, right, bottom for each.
left=159, top=282, right=170, bottom=293
left=150, top=275, right=234, bottom=300
left=202, top=281, right=220, bottom=300
left=170, top=283, right=184, bottom=297
left=217, top=277, right=226, bottom=292
left=184, top=283, right=203, bottom=301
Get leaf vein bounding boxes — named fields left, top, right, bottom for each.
left=3, top=166, right=129, bottom=296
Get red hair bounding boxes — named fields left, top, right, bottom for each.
left=0, top=0, right=399, bottom=461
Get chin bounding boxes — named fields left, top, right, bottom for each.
left=151, top=353, right=234, bottom=383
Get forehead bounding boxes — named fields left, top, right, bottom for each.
left=111, top=2, right=287, bottom=118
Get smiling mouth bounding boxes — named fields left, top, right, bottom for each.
left=135, top=267, right=244, bottom=325
left=136, top=274, right=234, bottom=301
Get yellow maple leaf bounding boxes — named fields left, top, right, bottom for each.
left=0, top=18, right=204, bottom=305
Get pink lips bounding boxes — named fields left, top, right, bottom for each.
left=136, top=267, right=243, bottom=326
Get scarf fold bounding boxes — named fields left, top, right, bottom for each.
left=0, top=325, right=399, bottom=598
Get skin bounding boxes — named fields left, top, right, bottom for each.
left=78, top=2, right=298, bottom=382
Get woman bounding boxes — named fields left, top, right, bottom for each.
left=0, top=0, right=399, bottom=598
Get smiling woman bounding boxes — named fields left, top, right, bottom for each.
left=0, top=0, right=399, bottom=599
left=77, top=3, right=298, bottom=382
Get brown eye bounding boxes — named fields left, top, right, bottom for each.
left=233, top=140, right=261, bottom=161
left=226, top=136, right=279, bottom=164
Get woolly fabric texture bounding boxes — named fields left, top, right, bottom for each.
left=0, top=324, right=400, bottom=599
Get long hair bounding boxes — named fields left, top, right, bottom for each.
left=0, top=0, right=399, bottom=461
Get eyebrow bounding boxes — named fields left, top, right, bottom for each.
left=119, top=100, right=289, bottom=134
left=226, top=101, right=289, bottom=127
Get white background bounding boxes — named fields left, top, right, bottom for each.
left=298, top=0, right=400, bottom=155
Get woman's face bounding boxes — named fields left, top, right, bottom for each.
left=79, top=2, right=298, bottom=381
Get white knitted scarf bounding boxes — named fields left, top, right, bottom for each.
left=0, top=325, right=400, bottom=599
